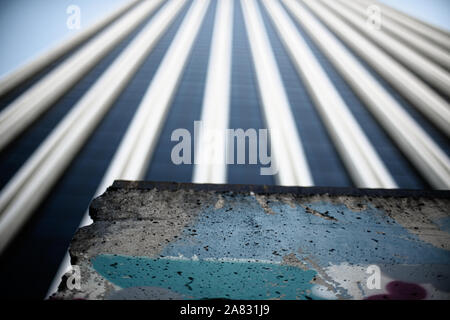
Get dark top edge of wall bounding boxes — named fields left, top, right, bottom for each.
left=108, top=180, right=450, bottom=199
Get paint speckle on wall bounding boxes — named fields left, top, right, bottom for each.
left=92, top=254, right=319, bottom=300
left=161, top=195, right=450, bottom=267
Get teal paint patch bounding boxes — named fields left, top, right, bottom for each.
left=92, top=254, right=319, bottom=300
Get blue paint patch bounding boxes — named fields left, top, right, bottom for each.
left=92, top=254, right=318, bottom=300
left=161, top=195, right=450, bottom=266
left=434, top=217, right=450, bottom=233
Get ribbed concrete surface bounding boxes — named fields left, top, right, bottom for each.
left=53, top=181, right=450, bottom=300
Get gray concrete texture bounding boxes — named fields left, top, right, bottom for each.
left=52, top=181, right=450, bottom=300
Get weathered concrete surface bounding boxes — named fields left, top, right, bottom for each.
left=53, top=181, right=450, bottom=300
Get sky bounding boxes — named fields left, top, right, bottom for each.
left=0, top=0, right=129, bottom=77
left=378, top=0, right=450, bottom=30
left=0, top=0, right=449, bottom=77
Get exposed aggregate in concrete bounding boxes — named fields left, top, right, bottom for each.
left=53, top=181, right=450, bottom=300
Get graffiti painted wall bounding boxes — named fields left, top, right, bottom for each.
left=54, top=182, right=450, bottom=300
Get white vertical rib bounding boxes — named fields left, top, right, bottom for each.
left=354, top=0, right=450, bottom=51
left=0, top=0, right=188, bottom=255
left=0, top=0, right=164, bottom=152
left=339, top=0, right=450, bottom=70
left=101, top=0, right=210, bottom=185
left=0, top=0, right=142, bottom=97
left=46, top=0, right=210, bottom=299
left=288, top=1, right=450, bottom=138
left=261, top=0, right=396, bottom=188
left=288, top=0, right=450, bottom=189
left=319, top=0, right=450, bottom=98
left=241, top=0, right=313, bottom=187
left=192, top=0, right=233, bottom=184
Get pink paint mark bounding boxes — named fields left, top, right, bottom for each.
left=366, top=281, right=427, bottom=300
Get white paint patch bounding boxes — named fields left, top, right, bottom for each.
left=215, top=195, right=225, bottom=209
left=322, top=263, right=450, bottom=299
left=323, top=262, right=376, bottom=299
left=311, top=284, right=338, bottom=300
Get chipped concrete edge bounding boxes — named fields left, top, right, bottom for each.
left=51, top=181, right=450, bottom=300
